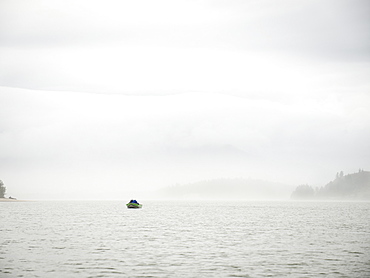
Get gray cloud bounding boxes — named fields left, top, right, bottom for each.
left=1, top=0, right=369, bottom=95
left=1, top=0, right=369, bottom=59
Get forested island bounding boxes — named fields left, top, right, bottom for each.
left=291, top=170, right=370, bottom=200
left=158, top=170, right=370, bottom=201
left=0, top=180, right=17, bottom=201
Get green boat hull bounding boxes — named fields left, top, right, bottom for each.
left=126, top=203, right=142, bottom=209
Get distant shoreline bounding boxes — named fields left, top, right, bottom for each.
left=0, top=198, right=24, bottom=202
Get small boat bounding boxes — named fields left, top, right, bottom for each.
left=126, top=200, right=142, bottom=209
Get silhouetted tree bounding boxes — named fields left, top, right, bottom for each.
left=0, top=180, right=6, bottom=198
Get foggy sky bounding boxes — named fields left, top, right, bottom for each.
left=1, top=0, right=369, bottom=199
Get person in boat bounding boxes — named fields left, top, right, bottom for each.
left=132, top=200, right=138, bottom=204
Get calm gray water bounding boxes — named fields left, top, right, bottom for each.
left=1, top=201, right=369, bottom=278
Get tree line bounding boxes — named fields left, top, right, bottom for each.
left=0, top=180, right=6, bottom=198
left=291, top=170, right=370, bottom=200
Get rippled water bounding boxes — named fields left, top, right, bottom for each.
left=1, top=201, right=369, bottom=277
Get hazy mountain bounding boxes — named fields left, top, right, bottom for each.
left=157, top=178, right=294, bottom=200
left=291, top=170, right=370, bottom=200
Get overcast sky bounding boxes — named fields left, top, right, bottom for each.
left=1, top=0, right=369, bottom=200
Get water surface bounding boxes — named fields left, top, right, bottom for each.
left=1, top=201, right=369, bottom=277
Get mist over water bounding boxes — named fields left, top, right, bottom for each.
left=1, top=201, right=369, bottom=277
left=2, top=86, right=369, bottom=201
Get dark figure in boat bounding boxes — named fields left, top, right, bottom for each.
left=129, top=199, right=139, bottom=204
